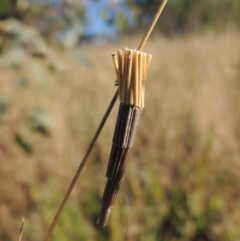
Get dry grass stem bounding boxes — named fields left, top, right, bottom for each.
left=43, top=0, right=168, bottom=239
left=138, top=0, right=169, bottom=51
left=18, top=218, right=24, bottom=241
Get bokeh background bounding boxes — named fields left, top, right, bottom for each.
left=0, top=0, right=240, bottom=240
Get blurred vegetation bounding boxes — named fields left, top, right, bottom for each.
left=0, top=0, right=17, bottom=19
left=1, top=0, right=240, bottom=36
left=1, top=1, right=240, bottom=241
left=133, top=0, right=240, bottom=34
left=0, top=28, right=240, bottom=240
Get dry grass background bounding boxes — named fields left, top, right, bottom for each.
left=1, top=30, right=240, bottom=241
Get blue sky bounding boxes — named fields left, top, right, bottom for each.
left=82, top=0, right=135, bottom=40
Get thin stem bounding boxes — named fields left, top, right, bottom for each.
left=138, top=0, right=169, bottom=51
left=18, top=218, right=24, bottom=241
left=43, top=0, right=169, bottom=240
left=43, top=90, right=119, bottom=241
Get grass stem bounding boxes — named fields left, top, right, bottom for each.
left=43, top=0, right=169, bottom=239
left=18, top=218, right=24, bottom=241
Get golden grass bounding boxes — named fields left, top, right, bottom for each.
left=0, top=31, right=240, bottom=240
